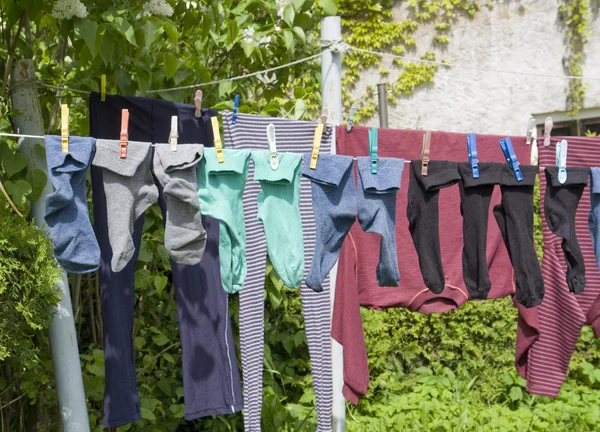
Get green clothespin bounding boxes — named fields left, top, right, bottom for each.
left=369, top=127, right=378, bottom=174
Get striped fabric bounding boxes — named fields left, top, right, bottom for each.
left=517, top=136, right=600, bottom=397
left=222, top=112, right=333, bottom=432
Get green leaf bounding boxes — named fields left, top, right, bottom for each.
left=111, top=18, right=137, bottom=46
left=242, top=41, right=255, bottom=58
left=283, top=5, right=295, bottom=26
left=143, top=19, right=162, bottom=47
left=226, top=19, right=239, bottom=48
left=169, top=404, right=185, bottom=418
left=25, top=169, right=47, bottom=202
left=164, top=20, right=178, bottom=44
left=320, top=0, right=337, bottom=16
left=509, top=386, right=523, bottom=401
left=283, top=30, right=294, bottom=51
left=74, top=18, right=99, bottom=57
left=292, top=26, right=306, bottom=43
left=0, top=143, right=27, bottom=177
left=153, top=275, right=167, bottom=295
left=292, top=0, right=306, bottom=10
left=218, top=81, right=233, bottom=98
left=294, top=99, right=307, bottom=119
left=99, top=32, right=116, bottom=66
left=152, top=333, right=169, bottom=347
left=163, top=52, right=179, bottom=79
left=4, top=180, right=32, bottom=207
left=163, top=353, right=174, bottom=363
left=140, top=407, right=156, bottom=421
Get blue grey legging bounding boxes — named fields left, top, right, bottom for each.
left=90, top=93, right=242, bottom=427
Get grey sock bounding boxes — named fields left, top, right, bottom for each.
left=153, top=144, right=206, bottom=266
left=356, top=157, right=404, bottom=286
left=302, top=154, right=356, bottom=292
left=92, top=140, right=159, bottom=272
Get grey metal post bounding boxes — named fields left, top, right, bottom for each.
left=10, top=59, right=90, bottom=432
left=321, top=16, right=345, bottom=432
left=377, top=83, right=389, bottom=128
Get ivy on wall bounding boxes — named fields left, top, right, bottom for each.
left=559, top=0, right=591, bottom=117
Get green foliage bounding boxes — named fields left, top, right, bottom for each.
left=559, top=0, right=591, bottom=116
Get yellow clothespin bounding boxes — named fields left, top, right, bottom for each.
left=61, top=104, right=69, bottom=153
left=169, top=116, right=178, bottom=151
left=101, top=74, right=106, bottom=101
left=212, top=116, right=224, bottom=163
left=310, top=107, right=328, bottom=170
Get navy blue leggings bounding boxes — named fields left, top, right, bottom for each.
left=89, top=93, right=242, bottom=427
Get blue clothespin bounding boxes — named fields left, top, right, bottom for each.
left=556, top=139, right=568, bottom=184
left=499, top=137, right=523, bottom=182
left=466, top=133, right=479, bottom=179
left=232, top=94, right=240, bottom=124
left=346, top=105, right=357, bottom=133
left=369, top=127, right=378, bottom=174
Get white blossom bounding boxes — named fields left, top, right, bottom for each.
left=52, top=0, right=87, bottom=20
left=276, top=0, right=292, bottom=19
left=143, top=0, right=174, bottom=17
left=257, top=35, right=272, bottom=47
left=242, top=27, right=255, bottom=44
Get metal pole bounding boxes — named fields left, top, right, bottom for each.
left=321, top=16, right=345, bottom=432
left=10, top=59, right=90, bottom=432
left=377, top=83, right=389, bottom=128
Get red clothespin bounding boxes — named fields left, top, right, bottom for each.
left=120, top=109, right=129, bottom=158
left=194, top=90, right=202, bottom=118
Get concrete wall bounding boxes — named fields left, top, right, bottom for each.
left=350, top=0, right=600, bottom=135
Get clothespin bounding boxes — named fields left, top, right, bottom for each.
left=101, top=74, right=106, bottom=101
left=169, top=116, right=178, bottom=152
left=120, top=109, right=129, bottom=158
left=499, top=137, right=523, bottom=181
left=556, top=139, right=568, bottom=184
left=369, top=127, right=378, bottom=174
left=543, top=116, right=553, bottom=147
left=232, top=94, right=240, bottom=125
left=211, top=116, right=224, bottom=163
left=346, top=105, right=357, bottom=133
left=267, top=123, right=278, bottom=170
left=466, top=133, right=479, bottom=179
left=61, top=104, right=69, bottom=153
left=194, top=90, right=203, bottom=118
left=309, top=107, right=328, bottom=170
left=421, top=130, right=431, bottom=176
left=525, top=117, right=535, bottom=145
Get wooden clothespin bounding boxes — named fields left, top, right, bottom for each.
left=120, top=109, right=129, bottom=158
left=212, top=116, right=224, bottom=163
left=525, top=117, right=535, bottom=145
left=61, top=104, right=69, bottom=153
left=543, top=116, right=553, bottom=147
left=421, top=130, right=431, bottom=176
left=232, top=94, right=240, bottom=125
left=267, top=123, right=278, bottom=170
left=309, top=107, right=328, bottom=170
left=169, top=116, right=178, bottom=152
left=101, top=74, right=106, bottom=101
left=194, top=90, right=202, bottom=118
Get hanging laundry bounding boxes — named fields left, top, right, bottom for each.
left=303, top=154, right=404, bottom=292
left=221, top=111, right=333, bottom=432
left=494, top=164, right=544, bottom=308
left=332, top=127, right=531, bottom=404
left=43, top=135, right=100, bottom=273
left=197, top=147, right=251, bottom=294
left=543, top=166, right=590, bottom=294
left=89, top=93, right=242, bottom=428
left=516, top=136, right=598, bottom=399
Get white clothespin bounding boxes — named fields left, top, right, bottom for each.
left=194, top=90, right=202, bottom=118
left=61, top=104, right=69, bottom=153
left=525, top=117, right=535, bottom=145
left=556, top=139, right=568, bottom=184
left=543, top=116, right=553, bottom=147
left=169, top=115, right=178, bottom=151
left=267, top=123, right=278, bottom=170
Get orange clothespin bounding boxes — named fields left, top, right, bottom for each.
left=120, top=109, right=129, bottom=158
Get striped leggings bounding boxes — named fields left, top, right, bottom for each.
left=223, top=112, right=333, bottom=431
